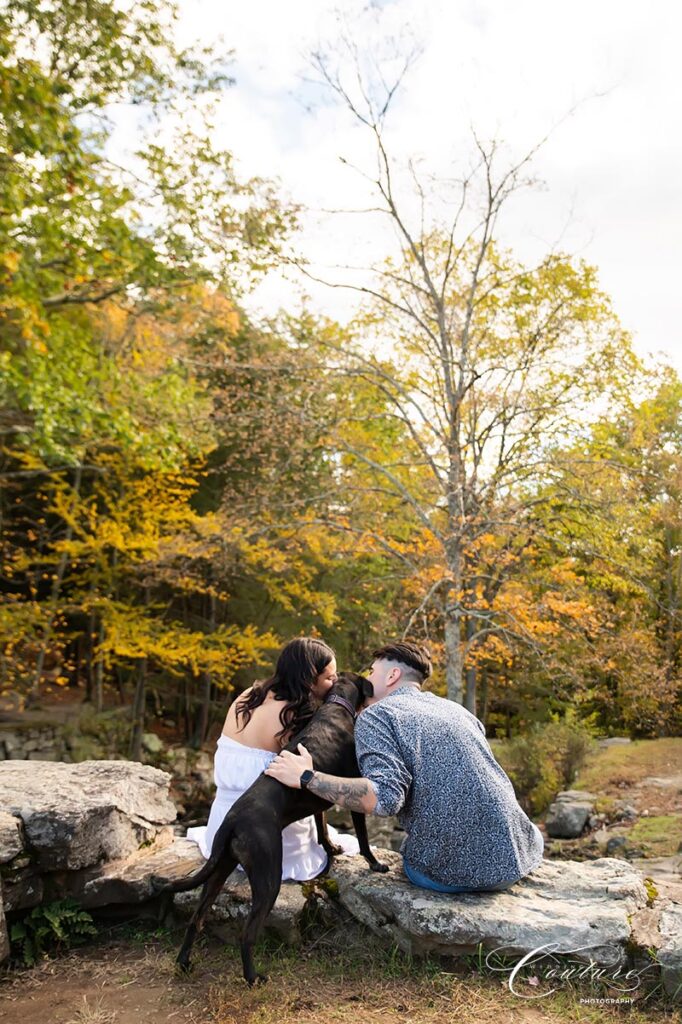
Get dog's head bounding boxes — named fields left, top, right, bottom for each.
left=331, top=671, right=374, bottom=711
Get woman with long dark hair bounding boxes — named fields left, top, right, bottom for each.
left=186, top=636, right=360, bottom=878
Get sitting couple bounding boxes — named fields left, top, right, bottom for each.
left=187, top=636, right=544, bottom=893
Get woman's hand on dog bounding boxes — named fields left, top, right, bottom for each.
left=264, top=743, right=313, bottom=788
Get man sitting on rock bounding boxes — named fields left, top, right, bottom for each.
left=265, top=640, right=544, bottom=893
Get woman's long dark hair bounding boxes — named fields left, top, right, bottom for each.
left=234, top=636, right=335, bottom=742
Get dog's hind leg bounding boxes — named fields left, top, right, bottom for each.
left=176, top=852, right=239, bottom=973
left=238, top=846, right=282, bottom=987
left=351, top=811, right=389, bottom=872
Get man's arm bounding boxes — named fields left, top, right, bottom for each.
left=306, top=771, right=378, bottom=814
left=263, top=744, right=379, bottom=814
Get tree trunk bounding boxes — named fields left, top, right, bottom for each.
left=464, top=615, right=477, bottom=714
left=663, top=525, right=681, bottom=682
left=30, top=463, right=83, bottom=699
left=182, top=677, right=191, bottom=741
left=193, top=591, right=216, bottom=748
left=444, top=613, right=464, bottom=703
left=480, top=666, right=489, bottom=729
left=129, top=656, right=147, bottom=761
left=94, top=618, right=104, bottom=713
left=193, top=671, right=212, bottom=749
left=85, top=609, right=95, bottom=700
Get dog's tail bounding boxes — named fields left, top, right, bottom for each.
left=150, top=826, right=235, bottom=896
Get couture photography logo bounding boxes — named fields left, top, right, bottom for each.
left=485, top=942, right=659, bottom=1001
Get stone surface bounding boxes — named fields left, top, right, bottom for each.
left=151, top=840, right=680, bottom=991
left=641, top=774, right=682, bottom=789
left=326, top=850, right=649, bottom=967
left=52, top=834, right=203, bottom=908
left=545, top=795, right=595, bottom=838
left=0, top=811, right=23, bottom=864
left=175, top=867, right=310, bottom=945
left=658, top=903, right=682, bottom=997
left=554, top=790, right=599, bottom=803
left=141, top=732, right=164, bottom=754
left=631, top=856, right=682, bottom=887
left=1, top=866, right=44, bottom=914
left=0, top=760, right=176, bottom=871
left=0, top=882, right=8, bottom=964
left=613, top=801, right=638, bottom=821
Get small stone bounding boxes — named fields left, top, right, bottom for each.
left=141, top=732, right=164, bottom=754
left=614, top=804, right=638, bottom=821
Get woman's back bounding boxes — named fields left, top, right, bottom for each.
left=222, top=685, right=294, bottom=752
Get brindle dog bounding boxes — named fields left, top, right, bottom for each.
left=153, top=672, right=389, bottom=985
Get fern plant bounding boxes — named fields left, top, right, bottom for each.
left=10, top=899, right=97, bottom=966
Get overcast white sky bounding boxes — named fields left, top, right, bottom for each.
left=169, top=0, right=681, bottom=373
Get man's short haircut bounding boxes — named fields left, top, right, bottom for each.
left=371, top=640, right=432, bottom=683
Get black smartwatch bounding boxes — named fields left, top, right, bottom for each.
left=300, top=769, right=315, bottom=790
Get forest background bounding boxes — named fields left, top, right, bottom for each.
left=1, top=0, right=680, bottom=785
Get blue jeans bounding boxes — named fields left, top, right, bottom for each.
left=403, top=859, right=517, bottom=893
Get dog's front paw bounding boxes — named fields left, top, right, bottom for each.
left=175, top=957, right=193, bottom=975
left=370, top=862, right=390, bottom=873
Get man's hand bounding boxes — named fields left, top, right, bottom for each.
left=265, top=743, right=379, bottom=814
left=264, top=743, right=313, bottom=788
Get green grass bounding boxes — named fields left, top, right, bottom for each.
left=573, top=739, right=682, bottom=793
left=628, top=815, right=682, bottom=857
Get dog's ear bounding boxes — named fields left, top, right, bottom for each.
left=357, top=674, right=374, bottom=700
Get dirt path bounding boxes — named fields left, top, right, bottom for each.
left=0, top=929, right=677, bottom=1024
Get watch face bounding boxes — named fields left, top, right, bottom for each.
left=300, top=769, right=314, bottom=788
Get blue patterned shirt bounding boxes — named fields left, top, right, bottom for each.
left=355, top=685, right=544, bottom=888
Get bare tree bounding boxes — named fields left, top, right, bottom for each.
left=294, top=39, right=638, bottom=709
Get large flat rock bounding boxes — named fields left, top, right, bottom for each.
left=0, top=760, right=176, bottom=871
left=327, top=851, right=647, bottom=965
left=52, top=834, right=205, bottom=908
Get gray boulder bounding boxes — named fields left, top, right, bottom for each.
left=553, top=790, right=599, bottom=802
left=545, top=790, right=596, bottom=838
left=327, top=851, right=646, bottom=965
left=0, top=760, right=176, bottom=871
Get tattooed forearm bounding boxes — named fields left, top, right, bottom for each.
left=307, top=772, right=378, bottom=814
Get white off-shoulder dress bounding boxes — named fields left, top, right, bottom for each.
left=186, top=734, right=361, bottom=880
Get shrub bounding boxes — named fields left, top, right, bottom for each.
left=496, top=711, right=598, bottom=815
left=10, top=899, right=97, bottom=966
